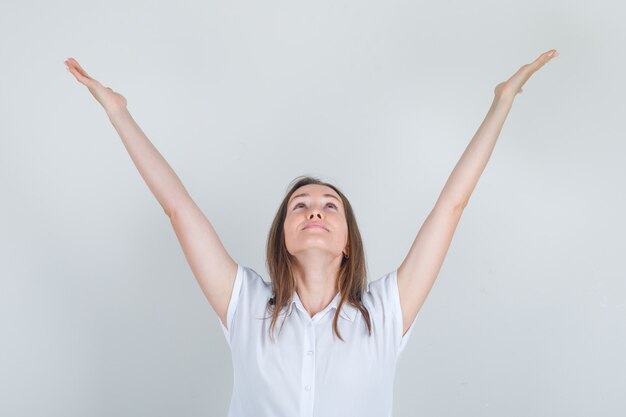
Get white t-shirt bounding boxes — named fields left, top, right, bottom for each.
left=219, top=264, right=418, bottom=417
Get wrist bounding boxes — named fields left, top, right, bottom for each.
left=493, top=93, right=514, bottom=108
left=105, top=105, right=129, bottom=118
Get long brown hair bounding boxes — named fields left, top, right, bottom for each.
left=264, top=175, right=372, bottom=342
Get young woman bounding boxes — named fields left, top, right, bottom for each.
left=65, top=49, right=559, bottom=416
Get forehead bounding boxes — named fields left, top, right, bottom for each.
left=289, top=184, right=340, bottom=202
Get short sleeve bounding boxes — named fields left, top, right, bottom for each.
left=365, top=268, right=418, bottom=358
left=217, top=264, right=272, bottom=349
left=390, top=268, right=418, bottom=355
left=218, top=263, right=243, bottom=348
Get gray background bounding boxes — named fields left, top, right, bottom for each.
left=1, top=0, right=624, bottom=415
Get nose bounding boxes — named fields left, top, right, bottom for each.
left=307, top=210, right=323, bottom=220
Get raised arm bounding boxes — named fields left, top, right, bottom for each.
left=65, top=58, right=238, bottom=329
left=396, top=49, right=560, bottom=337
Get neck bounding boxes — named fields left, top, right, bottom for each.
left=292, top=253, right=342, bottom=318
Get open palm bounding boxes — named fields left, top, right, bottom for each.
left=64, top=57, right=127, bottom=112
left=495, top=49, right=559, bottom=99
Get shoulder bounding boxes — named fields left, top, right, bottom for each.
left=362, top=268, right=399, bottom=309
left=219, top=264, right=273, bottom=346
left=361, top=268, right=415, bottom=354
left=240, top=265, right=270, bottom=286
left=234, top=265, right=273, bottom=302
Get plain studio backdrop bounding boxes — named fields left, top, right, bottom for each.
left=1, top=0, right=624, bottom=415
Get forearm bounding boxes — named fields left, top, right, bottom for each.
left=436, top=94, right=514, bottom=210
left=105, top=106, right=194, bottom=218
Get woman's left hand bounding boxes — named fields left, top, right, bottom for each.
left=494, top=49, right=559, bottom=100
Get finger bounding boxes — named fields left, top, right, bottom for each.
left=65, top=62, right=85, bottom=81
left=67, top=58, right=93, bottom=80
left=529, top=49, right=558, bottom=70
left=67, top=63, right=99, bottom=89
left=514, top=50, right=556, bottom=82
left=64, top=59, right=84, bottom=78
left=65, top=59, right=102, bottom=88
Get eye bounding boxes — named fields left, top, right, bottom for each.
left=292, top=202, right=338, bottom=210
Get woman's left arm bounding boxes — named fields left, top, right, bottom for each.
left=397, top=49, right=560, bottom=337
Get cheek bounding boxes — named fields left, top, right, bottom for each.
left=283, top=219, right=295, bottom=239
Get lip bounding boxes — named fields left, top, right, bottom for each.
left=303, top=222, right=328, bottom=231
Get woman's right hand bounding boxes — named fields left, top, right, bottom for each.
left=65, top=57, right=127, bottom=113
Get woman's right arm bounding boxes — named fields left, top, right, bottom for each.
left=106, top=108, right=238, bottom=330
left=104, top=106, right=192, bottom=218
left=65, top=58, right=238, bottom=329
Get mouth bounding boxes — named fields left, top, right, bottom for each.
left=303, top=223, right=328, bottom=231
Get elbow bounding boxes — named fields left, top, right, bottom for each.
left=454, top=199, right=468, bottom=212
left=163, top=206, right=175, bottom=219
left=438, top=196, right=467, bottom=214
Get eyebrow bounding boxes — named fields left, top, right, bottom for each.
left=289, top=193, right=341, bottom=205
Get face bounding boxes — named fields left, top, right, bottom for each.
left=283, top=184, right=349, bottom=261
